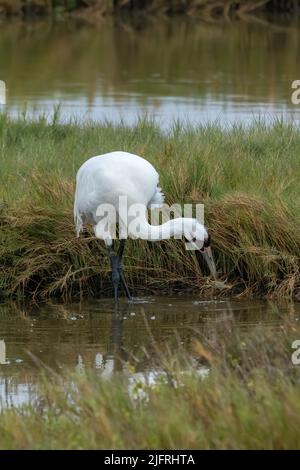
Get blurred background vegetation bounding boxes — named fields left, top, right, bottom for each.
left=0, top=1, right=300, bottom=18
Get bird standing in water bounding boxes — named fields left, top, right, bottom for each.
left=74, top=151, right=217, bottom=301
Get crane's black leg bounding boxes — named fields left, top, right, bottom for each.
left=107, top=240, right=131, bottom=301
left=108, top=245, right=121, bottom=302
left=117, top=239, right=132, bottom=301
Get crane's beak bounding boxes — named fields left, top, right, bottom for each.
left=201, top=246, right=217, bottom=279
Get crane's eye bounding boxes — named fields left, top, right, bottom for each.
left=192, top=237, right=196, bottom=242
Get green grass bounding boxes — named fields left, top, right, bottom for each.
left=0, top=114, right=299, bottom=300
left=0, top=316, right=300, bottom=449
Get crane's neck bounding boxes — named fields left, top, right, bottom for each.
left=127, top=215, right=188, bottom=241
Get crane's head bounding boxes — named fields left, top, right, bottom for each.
left=183, top=220, right=217, bottom=279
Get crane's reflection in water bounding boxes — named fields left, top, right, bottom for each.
left=0, top=298, right=298, bottom=408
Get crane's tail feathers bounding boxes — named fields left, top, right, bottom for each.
left=74, top=212, right=83, bottom=237
left=148, top=186, right=165, bottom=209
left=74, top=197, right=83, bottom=237
left=75, top=214, right=83, bottom=237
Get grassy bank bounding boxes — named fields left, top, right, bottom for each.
left=0, top=115, right=299, bottom=300
left=0, top=1, right=299, bottom=19
left=0, top=316, right=300, bottom=449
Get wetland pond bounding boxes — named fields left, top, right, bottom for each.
left=0, top=298, right=299, bottom=408
left=1, top=16, right=300, bottom=126
left=0, top=15, right=300, bottom=408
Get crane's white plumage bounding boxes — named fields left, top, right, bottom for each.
left=74, top=151, right=164, bottom=237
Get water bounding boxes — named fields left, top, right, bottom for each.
left=0, top=298, right=298, bottom=407
left=1, top=17, right=300, bottom=127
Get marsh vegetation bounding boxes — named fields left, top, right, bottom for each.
left=0, top=116, right=299, bottom=300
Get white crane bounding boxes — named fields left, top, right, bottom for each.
left=74, top=151, right=217, bottom=300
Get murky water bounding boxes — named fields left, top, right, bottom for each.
left=0, top=298, right=298, bottom=407
left=1, top=17, right=300, bottom=126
